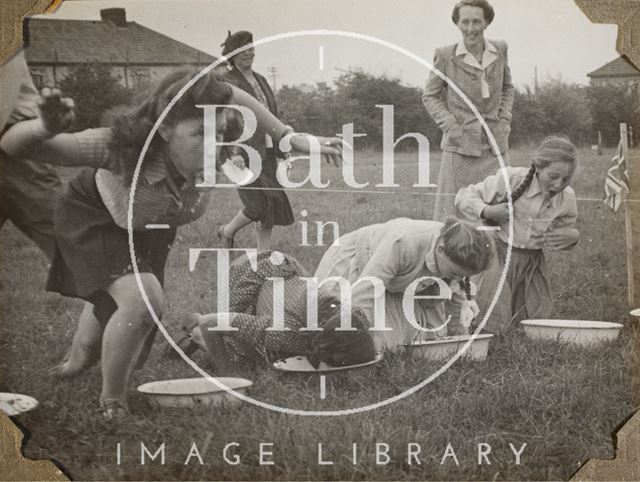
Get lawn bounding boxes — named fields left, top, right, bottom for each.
left=0, top=146, right=638, bottom=481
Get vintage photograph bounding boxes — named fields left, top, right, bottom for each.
left=0, top=0, right=639, bottom=479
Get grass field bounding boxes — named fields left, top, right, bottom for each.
left=1, top=146, right=639, bottom=480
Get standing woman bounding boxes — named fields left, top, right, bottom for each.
left=423, top=0, right=514, bottom=221
left=0, top=70, right=343, bottom=418
left=218, top=30, right=294, bottom=251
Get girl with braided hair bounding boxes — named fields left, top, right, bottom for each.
left=180, top=251, right=376, bottom=371
left=455, top=135, right=580, bottom=333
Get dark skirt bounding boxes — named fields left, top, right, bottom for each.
left=237, top=149, right=294, bottom=228
left=46, top=168, right=177, bottom=301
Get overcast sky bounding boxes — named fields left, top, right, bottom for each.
left=35, top=0, right=620, bottom=89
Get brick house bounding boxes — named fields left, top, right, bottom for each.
left=23, top=8, right=218, bottom=90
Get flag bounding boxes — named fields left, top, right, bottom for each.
left=603, top=138, right=630, bottom=212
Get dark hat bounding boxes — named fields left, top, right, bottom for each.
left=221, top=30, right=253, bottom=57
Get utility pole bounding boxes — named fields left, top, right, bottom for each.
left=267, top=66, right=278, bottom=91
left=534, top=65, right=539, bottom=98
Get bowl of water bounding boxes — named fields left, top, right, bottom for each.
left=138, top=377, right=252, bottom=408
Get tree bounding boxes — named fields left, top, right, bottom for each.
left=586, top=83, right=639, bottom=147
left=58, top=62, right=133, bottom=131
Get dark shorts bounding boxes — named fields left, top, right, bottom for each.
left=0, top=149, right=62, bottom=260
left=46, top=168, right=177, bottom=301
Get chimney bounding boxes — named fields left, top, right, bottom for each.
left=100, top=8, right=127, bottom=27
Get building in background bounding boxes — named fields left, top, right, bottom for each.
left=587, top=56, right=640, bottom=87
left=23, top=8, right=217, bottom=90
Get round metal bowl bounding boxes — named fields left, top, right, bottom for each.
left=0, top=393, right=38, bottom=416
left=137, top=377, right=252, bottom=408
left=521, top=319, right=623, bottom=346
left=404, top=334, right=494, bottom=361
left=273, top=353, right=384, bottom=374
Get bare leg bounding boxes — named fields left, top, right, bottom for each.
left=256, top=224, right=273, bottom=252
left=191, top=313, right=239, bottom=374
left=100, top=273, right=163, bottom=406
left=51, top=302, right=102, bottom=377
left=223, top=210, right=254, bottom=239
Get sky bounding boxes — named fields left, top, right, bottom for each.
left=34, top=0, right=621, bottom=89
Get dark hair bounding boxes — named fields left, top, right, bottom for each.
left=442, top=217, right=493, bottom=274
left=304, top=294, right=376, bottom=369
left=452, top=0, right=495, bottom=25
left=221, top=30, right=253, bottom=68
left=108, top=69, right=234, bottom=184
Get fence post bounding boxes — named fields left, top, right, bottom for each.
left=620, top=123, right=635, bottom=307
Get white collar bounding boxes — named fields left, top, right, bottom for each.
left=455, top=40, right=498, bottom=69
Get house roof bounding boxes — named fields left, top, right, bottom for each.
left=587, top=56, right=640, bottom=79
left=23, top=17, right=217, bottom=66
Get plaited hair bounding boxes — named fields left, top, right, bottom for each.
left=452, top=0, right=495, bottom=24
left=442, top=217, right=493, bottom=274
left=500, top=135, right=577, bottom=204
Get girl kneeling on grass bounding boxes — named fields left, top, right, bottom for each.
left=455, top=135, right=580, bottom=333
left=178, top=251, right=376, bottom=372
left=0, top=70, right=344, bottom=419
left=314, top=217, right=494, bottom=351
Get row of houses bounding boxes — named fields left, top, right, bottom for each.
left=20, top=7, right=640, bottom=91
left=23, top=8, right=217, bottom=90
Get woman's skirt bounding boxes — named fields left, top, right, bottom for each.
left=237, top=149, right=294, bottom=228
left=433, top=148, right=509, bottom=222
left=473, top=238, right=552, bottom=333
left=46, top=168, right=177, bottom=301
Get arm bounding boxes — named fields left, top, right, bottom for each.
left=455, top=169, right=516, bottom=222
left=422, top=48, right=458, bottom=133
left=545, top=196, right=579, bottom=250
left=497, top=43, right=515, bottom=123
left=0, top=53, right=27, bottom=130
left=0, top=87, right=84, bottom=165
left=229, top=84, right=343, bottom=165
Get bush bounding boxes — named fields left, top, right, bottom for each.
left=58, top=62, right=133, bottom=131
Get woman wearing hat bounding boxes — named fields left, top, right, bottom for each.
left=423, top=0, right=514, bottom=221
left=218, top=30, right=294, bottom=251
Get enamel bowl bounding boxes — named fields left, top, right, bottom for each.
left=521, top=319, right=623, bottom=346
left=137, top=377, right=252, bottom=408
left=404, top=334, right=494, bottom=361
left=273, top=353, right=384, bottom=374
left=0, top=393, right=38, bottom=416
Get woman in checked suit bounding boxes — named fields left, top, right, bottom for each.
left=423, top=0, right=515, bottom=221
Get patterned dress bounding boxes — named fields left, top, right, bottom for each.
left=218, top=251, right=317, bottom=364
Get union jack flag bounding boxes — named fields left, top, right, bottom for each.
left=603, top=138, right=631, bottom=212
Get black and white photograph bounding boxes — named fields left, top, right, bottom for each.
left=0, top=0, right=639, bottom=479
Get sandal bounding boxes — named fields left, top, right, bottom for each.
left=217, top=225, right=235, bottom=249
left=100, top=398, right=129, bottom=421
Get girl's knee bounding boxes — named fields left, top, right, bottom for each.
left=107, top=273, right=164, bottom=321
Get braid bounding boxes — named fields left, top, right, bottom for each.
left=510, top=164, right=536, bottom=203
left=463, top=277, right=472, bottom=300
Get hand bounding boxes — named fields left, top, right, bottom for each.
left=285, top=133, right=346, bottom=167
left=460, top=299, right=480, bottom=328
left=37, top=87, right=75, bottom=135
left=446, top=124, right=464, bottom=146
left=482, top=203, right=510, bottom=224
left=544, top=227, right=579, bottom=250
left=228, top=154, right=246, bottom=169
